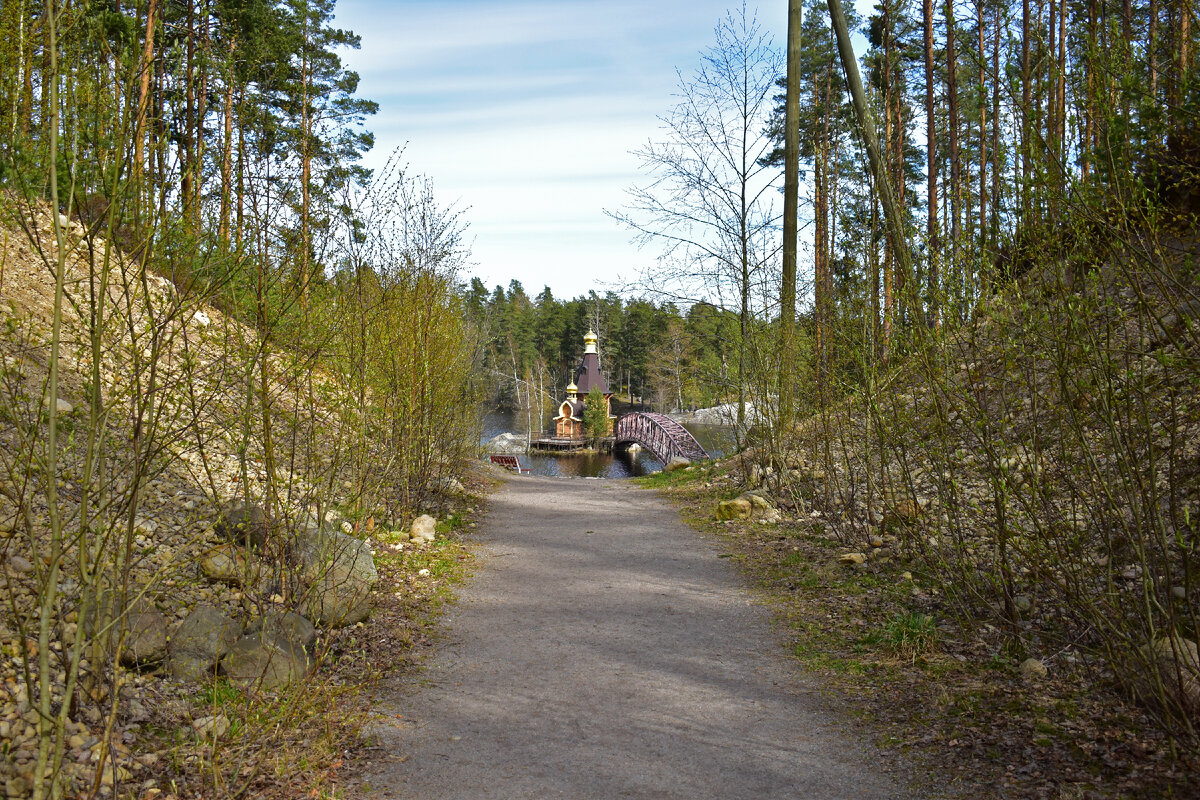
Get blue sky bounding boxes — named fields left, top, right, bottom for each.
left=332, top=1, right=793, bottom=299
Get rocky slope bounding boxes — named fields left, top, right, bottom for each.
left=708, top=225, right=1200, bottom=795
left=0, top=201, right=472, bottom=798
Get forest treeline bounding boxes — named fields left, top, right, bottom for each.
left=465, top=279, right=743, bottom=420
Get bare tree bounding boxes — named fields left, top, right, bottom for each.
left=609, top=2, right=782, bottom=429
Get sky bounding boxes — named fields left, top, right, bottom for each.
left=331, top=0, right=793, bottom=300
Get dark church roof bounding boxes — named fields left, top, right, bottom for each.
left=574, top=352, right=609, bottom=395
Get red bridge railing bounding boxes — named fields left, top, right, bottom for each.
left=613, top=412, right=709, bottom=464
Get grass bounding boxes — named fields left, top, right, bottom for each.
left=634, top=462, right=712, bottom=489
left=862, top=611, right=938, bottom=661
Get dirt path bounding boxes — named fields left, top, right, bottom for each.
left=359, top=476, right=916, bottom=799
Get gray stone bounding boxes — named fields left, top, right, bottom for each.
left=80, top=592, right=169, bottom=666
left=199, top=543, right=252, bottom=584
left=119, top=603, right=170, bottom=667
left=663, top=457, right=691, bottom=473
left=295, top=528, right=378, bottom=627
left=192, top=714, right=230, bottom=739
left=1137, top=636, right=1200, bottom=714
left=437, top=476, right=467, bottom=495
left=7, top=556, right=33, bottom=574
left=214, top=502, right=270, bottom=549
left=222, top=633, right=311, bottom=691
left=485, top=432, right=526, bottom=455
left=246, top=610, right=316, bottom=652
left=168, top=605, right=240, bottom=682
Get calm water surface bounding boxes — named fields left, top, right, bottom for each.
left=481, top=409, right=734, bottom=478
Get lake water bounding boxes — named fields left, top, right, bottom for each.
left=481, top=409, right=735, bottom=478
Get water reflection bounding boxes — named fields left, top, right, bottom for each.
left=481, top=409, right=735, bottom=479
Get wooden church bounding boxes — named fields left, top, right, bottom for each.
left=553, top=330, right=615, bottom=438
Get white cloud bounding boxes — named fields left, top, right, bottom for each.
left=334, top=0, right=790, bottom=298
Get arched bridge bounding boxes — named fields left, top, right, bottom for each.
left=613, top=412, right=709, bottom=464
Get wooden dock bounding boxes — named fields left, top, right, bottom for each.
left=529, top=436, right=614, bottom=453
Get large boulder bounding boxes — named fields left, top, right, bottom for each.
left=119, top=602, right=170, bottom=667
left=83, top=594, right=169, bottom=667
left=716, top=497, right=752, bottom=521
left=1137, top=636, right=1200, bottom=716
left=485, top=432, right=526, bottom=455
left=199, top=543, right=253, bottom=585
left=663, top=457, right=690, bottom=473
left=168, top=605, right=240, bottom=681
left=295, top=527, right=378, bottom=627
left=410, top=514, right=437, bottom=544
left=245, top=610, right=316, bottom=652
left=214, top=502, right=271, bottom=549
left=716, top=493, right=780, bottom=523
left=222, top=632, right=311, bottom=691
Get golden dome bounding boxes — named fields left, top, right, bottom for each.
left=584, top=330, right=598, bottom=354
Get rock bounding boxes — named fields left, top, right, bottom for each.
left=199, top=544, right=254, bottom=585
left=868, top=534, right=885, bottom=548
left=882, top=499, right=922, bottom=529
left=245, top=611, right=316, bottom=652
left=1137, top=636, right=1200, bottom=715
left=1172, top=586, right=1187, bottom=600
left=1013, top=594, right=1033, bottom=614
left=437, top=476, right=467, bottom=495
left=663, top=457, right=690, bottom=473
left=485, top=432, right=526, bottom=455
left=1020, top=657, right=1048, bottom=682
left=222, top=633, right=311, bottom=691
left=0, top=506, right=15, bottom=536
left=716, top=498, right=752, bottom=521
left=742, top=493, right=772, bottom=512
left=120, top=603, right=171, bottom=666
left=213, top=502, right=270, bottom=549
left=168, top=605, right=240, bottom=682
left=295, top=528, right=378, bottom=627
left=42, top=396, right=73, bottom=415
left=410, top=515, right=437, bottom=543
left=80, top=596, right=170, bottom=667
left=7, top=555, right=33, bottom=574
left=192, top=714, right=230, bottom=740
left=839, top=552, right=867, bottom=565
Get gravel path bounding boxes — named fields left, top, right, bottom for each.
left=360, top=475, right=914, bottom=799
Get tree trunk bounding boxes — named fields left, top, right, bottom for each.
left=1022, top=0, right=1031, bottom=209
left=779, top=0, right=802, bottom=426
left=924, top=0, right=938, bottom=327
left=220, top=37, right=235, bottom=247
left=827, top=0, right=924, bottom=329
left=946, top=0, right=961, bottom=317
left=133, top=0, right=158, bottom=227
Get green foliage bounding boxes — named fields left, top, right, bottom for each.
left=583, top=387, right=607, bottom=445
left=864, top=612, right=938, bottom=661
